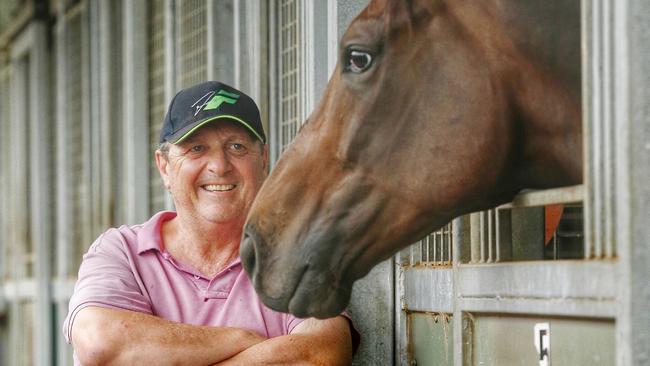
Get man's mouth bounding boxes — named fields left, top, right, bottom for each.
left=202, top=184, right=236, bottom=192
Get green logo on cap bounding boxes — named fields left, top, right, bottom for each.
left=204, top=89, right=240, bottom=111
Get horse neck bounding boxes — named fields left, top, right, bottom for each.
left=507, top=64, right=583, bottom=189
left=451, top=0, right=583, bottom=189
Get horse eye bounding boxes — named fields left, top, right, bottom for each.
left=346, top=50, right=373, bottom=73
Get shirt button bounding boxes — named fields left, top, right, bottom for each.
left=194, top=275, right=200, bottom=280
left=162, top=252, right=170, bottom=260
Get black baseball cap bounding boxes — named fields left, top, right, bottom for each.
left=159, top=81, right=266, bottom=144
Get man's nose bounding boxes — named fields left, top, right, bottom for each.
left=207, top=148, right=233, bottom=175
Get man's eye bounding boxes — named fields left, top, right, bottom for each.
left=190, top=145, right=205, bottom=153
left=229, top=143, right=248, bottom=154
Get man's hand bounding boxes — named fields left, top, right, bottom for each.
left=214, top=316, right=354, bottom=365
left=71, top=306, right=265, bottom=366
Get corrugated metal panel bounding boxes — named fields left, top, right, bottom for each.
left=148, top=0, right=168, bottom=214
left=278, top=0, right=301, bottom=151
left=179, top=0, right=207, bottom=88
left=65, top=12, right=86, bottom=273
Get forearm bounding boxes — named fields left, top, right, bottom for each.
left=214, top=333, right=351, bottom=366
left=72, top=306, right=264, bottom=366
left=215, top=317, right=353, bottom=366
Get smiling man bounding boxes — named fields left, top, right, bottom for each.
left=63, top=81, right=358, bottom=365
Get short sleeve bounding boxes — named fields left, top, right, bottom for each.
left=62, top=229, right=153, bottom=343
left=286, top=313, right=306, bottom=334
left=287, top=311, right=361, bottom=354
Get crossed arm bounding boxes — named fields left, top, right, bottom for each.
left=71, top=306, right=353, bottom=366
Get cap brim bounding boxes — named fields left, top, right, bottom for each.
left=169, top=115, right=265, bottom=144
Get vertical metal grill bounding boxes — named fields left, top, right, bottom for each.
left=278, top=0, right=302, bottom=151
left=0, top=62, right=9, bottom=281
left=466, top=189, right=586, bottom=264
left=583, top=0, right=617, bottom=261
left=179, top=0, right=207, bottom=88
left=478, top=210, right=497, bottom=263
left=66, top=13, right=85, bottom=272
left=148, top=0, right=168, bottom=214
left=402, top=223, right=454, bottom=267
left=109, top=1, right=124, bottom=225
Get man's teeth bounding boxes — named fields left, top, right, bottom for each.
left=203, top=184, right=235, bottom=192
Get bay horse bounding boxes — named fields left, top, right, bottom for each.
left=241, top=0, right=582, bottom=318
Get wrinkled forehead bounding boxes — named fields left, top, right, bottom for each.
left=175, top=119, right=260, bottom=145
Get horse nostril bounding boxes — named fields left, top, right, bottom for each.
left=240, top=225, right=260, bottom=281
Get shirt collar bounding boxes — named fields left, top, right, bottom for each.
left=137, top=211, right=177, bottom=254
left=135, top=211, right=245, bottom=271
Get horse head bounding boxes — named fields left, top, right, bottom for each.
left=241, top=0, right=582, bottom=318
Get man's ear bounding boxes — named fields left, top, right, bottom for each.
left=154, top=150, right=171, bottom=190
left=262, top=144, right=270, bottom=174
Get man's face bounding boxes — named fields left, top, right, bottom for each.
left=156, top=121, right=268, bottom=226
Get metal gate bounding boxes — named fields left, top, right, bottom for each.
left=394, top=0, right=650, bottom=365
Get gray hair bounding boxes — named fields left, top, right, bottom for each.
left=158, top=141, right=171, bottom=161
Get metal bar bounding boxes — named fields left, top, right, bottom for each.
left=28, top=21, right=54, bottom=366
left=439, top=231, right=443, bottom=264
left=447, top=222, right=455, bottom=264
left=457, top=261, right=617, bottom=318
left=479, top=212, right=486, bottom=263
left=432, top=231, right=437, bottom=264
left=470, top=212, right=480, bottom=263
left=123, top=0, right=150, bottom=224
left=594, top=0, right=605, bottom=259
left=581, top=0, right=595, bottom=260
left=395, top=256, right=409, bottom=366
left=495, top=210, right=502, bottom=262
left=487, top=210, right=494, bottom=263
left=269, top=0, right=279, bottom=165
left=612, top=0, right=650, bottom=361
left=599, top=1, right=617, bottom=258
left=424, top=233, right=430, bottom=263
left=498, top=185, right=584, bottom=209
left=233, top=0, right=241, bottom=85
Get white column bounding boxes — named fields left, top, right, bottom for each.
left=29, top=21, right=54, bottom=366
left=612, top=0, right=650, bottom=363
left=54, top=6, right=74, bottom=365
left=123, top=0, right=150, bottom=224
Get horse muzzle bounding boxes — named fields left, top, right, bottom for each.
left=240, top=223, right=352, bottom=318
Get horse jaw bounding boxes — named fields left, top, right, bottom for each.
left=241, top=163, right=451, bottom=318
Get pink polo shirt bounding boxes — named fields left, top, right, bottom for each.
left=63, top=211, right=309, bottom=351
